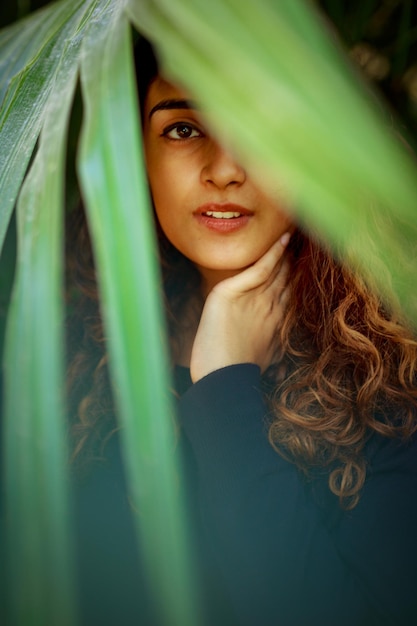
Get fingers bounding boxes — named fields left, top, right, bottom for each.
left=279, top=282, right=291, bottom=308
left=271, top=256, right=290, bottom=295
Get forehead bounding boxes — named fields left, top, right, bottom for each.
left=144, top=76, right=191, bottom=114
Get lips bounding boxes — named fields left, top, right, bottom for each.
left=194, top=203, right=253, bottom=233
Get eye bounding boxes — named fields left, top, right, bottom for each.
left=162, top=123, right=204, bottom=140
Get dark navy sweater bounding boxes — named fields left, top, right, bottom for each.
left=71, top=364, right=417, bottom=625
left=178, top=364, right=417, bottom=625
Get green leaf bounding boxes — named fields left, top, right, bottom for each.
left=0, top=0, right=93, bottom=252
left=78, top=2, right=201, bottom=624
left=129, top=0, right=417, bottom=320
left=2, top=2, right=100, bottom=625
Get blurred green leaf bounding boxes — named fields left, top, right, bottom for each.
left=0, top=0, right=94, bottom=251
left=130, top=0, right=417, bottom=320
left=77, top=1, right=200, bottom=624
left=3, top=55, right=77, bottom=626
left=2, top=1, right=98, bottom=624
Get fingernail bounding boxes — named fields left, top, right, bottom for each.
left=280, top=232, right=291, bottom=247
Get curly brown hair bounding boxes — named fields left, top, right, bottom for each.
left=268, top=229, right=417, bottom=507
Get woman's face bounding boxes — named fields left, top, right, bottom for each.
left=143, top=77, right=293, bottom=286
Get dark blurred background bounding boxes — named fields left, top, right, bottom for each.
left=319, top=0, right=417, bottom=144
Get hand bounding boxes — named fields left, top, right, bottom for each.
left=190, top=233, right=291, bottom=383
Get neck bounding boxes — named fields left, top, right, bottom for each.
left=197, top=266, right=243, bottom=297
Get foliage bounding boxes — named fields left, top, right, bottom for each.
left=1, top=0, right=417, bottom=624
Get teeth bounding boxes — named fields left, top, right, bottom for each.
left=205, top=211, right=242, bottom=219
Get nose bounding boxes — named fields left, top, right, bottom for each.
left=201, top=140, right=246, bottom=189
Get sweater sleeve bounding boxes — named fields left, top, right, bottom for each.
left=178, top=364, right=417, bottom=626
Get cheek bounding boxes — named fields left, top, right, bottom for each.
left=277, top=212, right=294, bottom=234
left=146, top=163, right=171, bottom=216
left=147, top=154, right=179, bottom=200
left=148, top=167, right=183, bottom=237
left=148, top=157, right=197, bottom=225
left=153, top=204, right=185, bottom=254
left=263, top=193, right=294, bottom=234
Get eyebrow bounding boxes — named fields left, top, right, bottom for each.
left=148, top=98, right=197, bottom=119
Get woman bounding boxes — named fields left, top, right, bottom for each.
left=67, top=38, right=417, bottom=626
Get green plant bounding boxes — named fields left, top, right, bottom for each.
left=1, top=0, right=417, bottom=624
